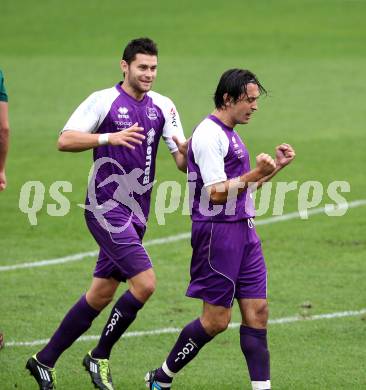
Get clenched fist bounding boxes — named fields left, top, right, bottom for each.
left=275, top=143, right=296, bottom=168
left=256, top=153, right=276, bottom=177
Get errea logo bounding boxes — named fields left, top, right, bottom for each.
left=143, top=128, right=156, bottom=184
left=118, top=107, right=129, bottom=119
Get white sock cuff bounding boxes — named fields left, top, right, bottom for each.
left=162, top=361, right=176, bottom=378
left=156, top=381, right=172, bottom=388
left=252, top=380, right=271, bottom=390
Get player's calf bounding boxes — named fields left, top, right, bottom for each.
left=240, top=326, right=270, bottom=390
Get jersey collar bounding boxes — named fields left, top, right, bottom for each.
left=207, top=114, right=234, bottom=131
left=115, top=82, right=148, bottom=106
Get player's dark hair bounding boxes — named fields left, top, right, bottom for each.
left=122, top=37, right=158, bottom=63
left=214, top=69, right=267, bottom=109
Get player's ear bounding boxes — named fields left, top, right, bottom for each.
left=223, top=93, right=233, bottom=107
left=120, top=60, right=129, bottom=76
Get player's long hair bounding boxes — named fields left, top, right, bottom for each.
left=122, top=37, right=158, bottom=64
left=214, top=69, right=267, bottom=109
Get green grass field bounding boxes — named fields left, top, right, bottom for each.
left=1, top=0, right=366, bottom=389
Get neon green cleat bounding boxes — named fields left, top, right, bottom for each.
left=82, top=351, right=114, bottom=390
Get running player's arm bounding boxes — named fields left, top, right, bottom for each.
left=171, top=136, right=189, bottom=172
left=0, top=100, right=9, bottom=191
left=0, top=101, right=9, bottom=169
left=58, top=125, right=145, bottom=152
left=58, top=92, right=145, bottom=152
left=193, top=124, right=276, bottom=205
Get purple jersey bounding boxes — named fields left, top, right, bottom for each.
left=187, top=114, right=255, bottom=222
left=62, top=83, right=185, bottom=226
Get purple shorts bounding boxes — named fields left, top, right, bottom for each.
left=186, top=219, right=267, bottom=308
left=85, top=216, right=152, bottom=282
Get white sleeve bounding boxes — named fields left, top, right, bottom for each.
left=62, top=91, right=105, bottom=133
left=191, top=121, right=228, bottom=186
left=148, top=91, right=186, bottom=153
left=62, top=92, right=100, bottom=133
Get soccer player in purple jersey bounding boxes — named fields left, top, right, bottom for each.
left=146, top=69, right=295, bottom=390
left=26, top=38, right=187, bottom=390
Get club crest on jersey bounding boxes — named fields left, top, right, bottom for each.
left=146, top=107, right=158, bottom=120
left=117, top=107, right=129, bottom=119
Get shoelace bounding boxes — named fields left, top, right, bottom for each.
left=98, top=360, right=111, bottom=386
left=50, top=368, right=57, bottom=387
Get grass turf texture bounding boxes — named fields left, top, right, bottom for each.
left=1, top=0, right=366, bottom=388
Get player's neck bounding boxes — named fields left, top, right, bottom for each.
left=121, top=82, right=145, bottom=101
left=212, top=109, right=235, bottom=129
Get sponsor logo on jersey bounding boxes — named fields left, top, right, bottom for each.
left=146, top=106, right=158, bottom=120
left=143, top=128, right=156, bottom=184
left=114, top=120, right=133, bottom=130
left=170, top=107, right=178, bottom=127
left=117, top=106, right=130, bottom=119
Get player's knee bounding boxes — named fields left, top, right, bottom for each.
left=204, top=316, right=230, bottom=336
left=86, top=290, right=114, bottom=311
left=251, top=301, right=269, bottom=328
left=257, top=301, right=269, bottom=322
left=142, top=280, right=156, bottom=298
left=212, top=319, right=230, bottom=335
left=96, top=295, right=114, bottom=310
left=242, top=300, right=269, bottom=328
left=131, top=279, right=156, bottom=302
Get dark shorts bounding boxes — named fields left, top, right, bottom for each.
left=186, top=219, right=267, bottom=308
left=85, top=216, right=152, bottom=282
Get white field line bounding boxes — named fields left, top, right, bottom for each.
left=5, top=308, right=366, bottom=348
left=1, top=199, right=365, bottom=273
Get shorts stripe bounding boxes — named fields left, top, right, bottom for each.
left=207, top=222, right=236, bottom=306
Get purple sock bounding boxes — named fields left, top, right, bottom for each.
left=240, top=326, right=270, bottom=383
left=92, top=290, right=143, bottom=359
left=37, top=295, right=99, bottom=367
left=155, top=318, right=213, bottom=384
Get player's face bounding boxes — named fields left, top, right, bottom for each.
left=229, top=83, right=260, bottom=125
left=121, top=54, right=158, bottom=94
